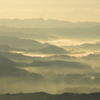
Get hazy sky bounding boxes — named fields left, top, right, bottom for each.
left=0, top=0, right=100, bottom=22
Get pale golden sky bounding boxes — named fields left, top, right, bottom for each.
left=0, top=0, right=100, bottom=22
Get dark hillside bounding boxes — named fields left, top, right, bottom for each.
left=0, top=92, right=100, bottom=100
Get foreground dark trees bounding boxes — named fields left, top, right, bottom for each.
left=0, top=92, right=100, bottom=100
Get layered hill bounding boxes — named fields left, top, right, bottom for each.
left=0, top=55, right=43, bottom=80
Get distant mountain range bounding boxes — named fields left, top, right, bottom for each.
left=29, top=60, right=91, bottom=69
left=0, top=18, right=100, bottom=28
left=0, top=25, right=100, bottom=41
left=0, top=36, right=68, bottom=54
left=0, top=51, right=77, bottom=62
left=0, top=51, right=35, bottom=62
left=57, top=87, right=100, bottom=94
left=37, top=45, right=69, bottom=54
left=0, top=36, right=50, bottom=49
left=64, top=42, right=100, bottom=51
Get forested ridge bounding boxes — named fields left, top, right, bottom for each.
left=0, top=92, right=100, bottom=100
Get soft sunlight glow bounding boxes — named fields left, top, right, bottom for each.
left=0, top=0, right=100, bottom=22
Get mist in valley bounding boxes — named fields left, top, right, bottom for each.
left=0, top=19, right=100, bottom=96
